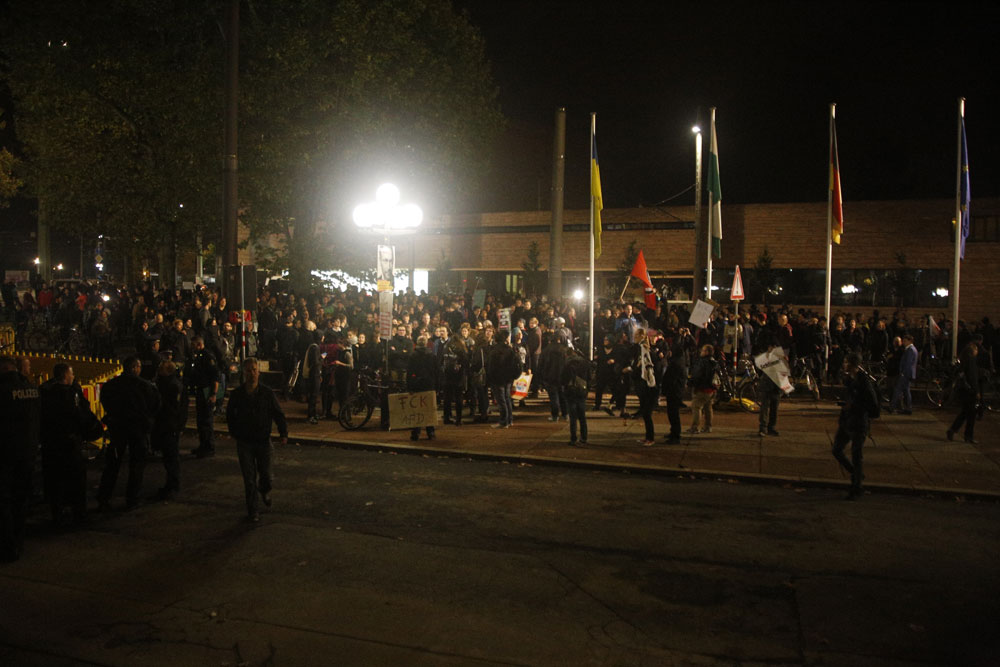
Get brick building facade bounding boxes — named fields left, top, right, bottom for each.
left=410, top=197, right=1000, bottom=321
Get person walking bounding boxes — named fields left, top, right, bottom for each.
left=832, top=353, right=880, bottom=500
left=40, top=363, right=102, bottom=526
left=98, top=356, right=160, bottom=511
left=661, top=345, right=686, bottom=444
left=889, top=333, right=917, bottom=415
left=226, top=358, right=288, bottom=522
left=688, top=344, right=719, bottom=434
left=487, top=330, right=521, bottom=429
left=152, top=360, right=185, bottom=500
left=561, top=345, right=590, bottom=445
left=947, top=341, right=981, bottom=444
left=0, top=355, right=41, bottom=562
left=185, top=336, right=220, bottom=457
left=633, top=329, right=658, bottom=446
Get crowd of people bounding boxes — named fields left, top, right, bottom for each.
left=2, top=275, right=998, bottom=561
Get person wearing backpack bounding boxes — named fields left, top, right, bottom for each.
left=561, top=345, right=590, bottom=446
left=688, top=344, right=719, bottom=434
left=832, top=353, right=879, bottom=500
left=439, top=336, right=468, bottom=426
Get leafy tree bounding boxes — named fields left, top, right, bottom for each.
left=1, top=0, right=502, bottom=287
left=751, top=246, right=778, bottom=305
left=607, top=239, right=639, bottom=300
left=520, top=241, right=543, bottom=296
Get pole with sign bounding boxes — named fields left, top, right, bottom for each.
left=731, top=265, right=745, bottom=370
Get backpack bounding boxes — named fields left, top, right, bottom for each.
left=442, top=349, right=461, bottom=378
left=862, top=372, right=880, bottom=419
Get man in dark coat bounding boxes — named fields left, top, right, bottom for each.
left=226, top=358, right=288, bottom=522
left=97, top=356, right=160, bottom=510
left=0, top=356, right=41, bottom=561
left=538, top=335, right=567, bottom=421
left=832, top=353, right=880, bottom=500
left=40, top=363, right=102, bottom=525
left=947, top=341, right=981, bottom=444
left=185, top=336, right=220, bottom=457
left=406, top=336, right=438, bottom=440
left=153, top=360, right=185, bottom=500
left=661, top=346, right=687, bottom=444
left=561, top=346, right=590, bottom=445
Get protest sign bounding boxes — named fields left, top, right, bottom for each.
left=688, top=299, right=715, bottom=329
left=388, top=391, right=438, bottom=430
left=378, top=291, right=393, bottom=337
left=499, top=307, right=511, bottom=331
left=754, top=349, right=794, bottom=394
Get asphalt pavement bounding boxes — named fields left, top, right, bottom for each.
left=239, top=391, right=1000, bottom=500
left=2, top=436, right=998, bottom=666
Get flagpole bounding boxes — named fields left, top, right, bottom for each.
left=824, top=103, right=835, bottom=331
left=706, top=107, right=715, bottom=301
left=589, top=112, right=596, bottom=362
left=619, top=275, right=632, bottom=302
left=951, top=97, right=964, bottom=361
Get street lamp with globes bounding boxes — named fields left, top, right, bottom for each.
left=352, top=183, right=423, bottom=290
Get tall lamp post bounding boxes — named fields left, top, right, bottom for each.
left=353, top=183, right=423, bottom=376
left=692, top=125, right=703, bottom=301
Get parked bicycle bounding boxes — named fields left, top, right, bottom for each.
left=338, top=368, right=402, bottom=430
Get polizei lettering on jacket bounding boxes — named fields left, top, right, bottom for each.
left=9, top=388, right=40, bottom=400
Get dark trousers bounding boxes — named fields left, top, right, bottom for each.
left=950, top=398, right=978, bottom=441
left=759, top=380, right=781, bottom=431
left=0, top=459, right=33, bottom=562
left=613, top=376, right=629, bottom=413
left=665, top=395, right=682, bottom=439
left=567, top=395, right=588, bottom=442
left=42, top=451, right=87, bottom=518
left=305, top=374, right=321, bottom=419
left=322, top=376, right=336, bottom=417
left=493, top=382, right=514, bottom=426
left=473, top=383, right=490, bottom=420
left=98, top=433, right=149, bottom=505
left=194, top=391, right=215, bottom=452
left=832, top=425, right=866, bottom=490
left=236, top=439, right=273, bottom=517
left=443, top=384, right=463, bottom=423
left=153, top=429, right=180, bottom=492
left=592, top=374, right=616, bottom=409
left=638, top=384, right=656, bottom=441
left=547, top=382, right=567, bottom=418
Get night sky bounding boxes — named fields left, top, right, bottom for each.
left=457, top=0, right=1000, bottom=213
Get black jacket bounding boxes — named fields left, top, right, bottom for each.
left=839, top=371, right=878, bottom=434
left=661, top=356, right=687, bottom=400
left=0, top=370, right=40, bottom=462
left=406, top=347, right=438, bottom=392
left=40, top=381, right=102, bottom=458
left=101, top=372, right=161, bottom=437
left=154, top=373, right=186, bottom=433
left=226, top=383, right=288, bottom=444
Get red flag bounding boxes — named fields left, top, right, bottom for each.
left=629, top=250, right=658, bottom=309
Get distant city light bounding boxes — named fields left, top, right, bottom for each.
left=841, top=284, right=860, bottom=294
left=95, top=262, right=104, bottom=271
left=33, top=257, right=40, bottom=265
left=934, top=287, right=949, bottom=298
left=102, top=294, right=111, bottom=302
left=691, top=125, right=701, bottom=134
left=56, top=263, right=64, bottom=271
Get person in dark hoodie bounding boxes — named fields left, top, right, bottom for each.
left=226, top=358, right=288, bottom=522
left=406, top=336, right=438, bottom=440
left=661, top=345, right=687, bottom=444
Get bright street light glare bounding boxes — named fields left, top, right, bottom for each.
left=375, top=183, right=400, bottom=207
left=572, top=289, right=584, bottom=301
left=691, top=125, right=701, bottom=134
left=33, top=257, right=40, bottom=265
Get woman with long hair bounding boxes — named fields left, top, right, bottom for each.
left=632, top=328, right=658, bottom=446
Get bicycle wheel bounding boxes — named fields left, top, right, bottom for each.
left=926, top=378, right=950, bottom=408
left=338, top=395, right=374, bottom=430
left=26, top=330, right=49, bottom=352
left=737, top=378, right=761, bottom=414
left=68, top=333, right=88, bottom=355
left=803, top=369, right=820, bottom=401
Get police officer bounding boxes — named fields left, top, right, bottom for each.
left=0, top=356, right=41, bottom=562
left=186, top=336, right=220, bottom=457
left=97, top=356, right=160, bottom=510
left=40, top=363, right=102, bottom=526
